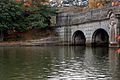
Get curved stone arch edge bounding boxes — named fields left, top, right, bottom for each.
left=71, top=22, right=109, bottom=43
left=72, top=30, right=86, bottom=45
left=92, top=28, right=109, bottom=44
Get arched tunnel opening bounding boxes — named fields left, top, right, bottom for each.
left=72, top=30, right=86, bottom=46
left=92, top=29, right=109, bottom=47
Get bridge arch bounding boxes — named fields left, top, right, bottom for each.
left=92, top=28, right=109, bottom=46
left=72, top=30, right=86, bottom=46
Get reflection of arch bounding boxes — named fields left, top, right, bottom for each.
left=72, top=46, right=86, bottom=59
left=92, top=28, right=109, bottom=46
left=72, top=30, right=86, bottom=46
left=92, top=47, right=109, bottom=57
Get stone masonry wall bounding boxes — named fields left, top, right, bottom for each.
left=56, top=6, right=120, bottom=47
left=56, top=7, right=120, bottom=27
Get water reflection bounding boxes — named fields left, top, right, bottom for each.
left=0, top=47, right=54, bottom=80
left=0, top=46, right=119, bottom=80
left=109, top=48, right=120, bottom=80
left=49, top=46, right=86, bottom=80
left=84, top=47, right=110, bottom=80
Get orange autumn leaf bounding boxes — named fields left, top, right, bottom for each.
left=117, top=36, right=120, bottom=40
left=116, top=35, right=120, bottom=40
left=24, top=2, right=31, bottom=7
left=115, top=48, right=120, bottom=54
left=16, top=0, right=21, bottom=3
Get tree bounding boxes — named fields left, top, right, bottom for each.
left=0, top=0, right=57, bottom=31
left=25, top=2, right=57, bottom=29
left=0, top=1, right=25, bottom=31
left=0, top=0, right=57, bottom=41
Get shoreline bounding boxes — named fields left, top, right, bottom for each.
left=0, top=41, right=119, bottom=48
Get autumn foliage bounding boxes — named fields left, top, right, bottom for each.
left=116, top=35, right=120, bottom=40
left=0, top=0, right=56, bottom=41
left=115, top=35, right=120, bottom=54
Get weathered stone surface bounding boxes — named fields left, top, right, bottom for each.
left=56, top=7, right=120, bottom=47
left=56, top=7, right=120, bottom=26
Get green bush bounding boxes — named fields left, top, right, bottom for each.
left=0, top=1, right=57, bottom=41
left=0, top=1, right=57, bottom=32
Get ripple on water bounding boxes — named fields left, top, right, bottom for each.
left=0, top=47, right=119, bottom=80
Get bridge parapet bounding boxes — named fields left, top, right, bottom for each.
left=56, top=7, right=120, bottom=26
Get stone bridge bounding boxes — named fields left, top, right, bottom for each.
left=56, top=7, right=120, bottom=47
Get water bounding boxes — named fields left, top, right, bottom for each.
left=0, top=46, right=120, bottom=80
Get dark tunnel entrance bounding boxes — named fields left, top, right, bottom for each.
left=92, top=29, right=109, bottom=47
left=72, top=30, right=86, bottom=46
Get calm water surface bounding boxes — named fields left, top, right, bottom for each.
left=0, top=46, right=120, bottom=80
